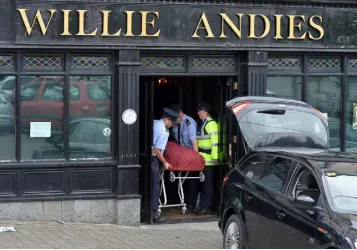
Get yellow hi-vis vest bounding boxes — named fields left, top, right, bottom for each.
left=197, top=117, right=219, bottom=166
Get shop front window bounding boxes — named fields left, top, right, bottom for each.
left=266, top=76, right=302, bottom=100
left=306, top=76, right=341, bottom=151
left=21, top=76, right=65, bottom=160
left=0, top=75, right=16, bottom=160
left=0, top=54, right=113, bottom=162
left=68, top=76, right=112, bottom=159
left=346, top=77, right=357, bottom=152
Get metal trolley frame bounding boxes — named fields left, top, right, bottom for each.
left=158, top=169, right=205, bottom=215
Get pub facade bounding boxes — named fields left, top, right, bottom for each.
left=0, top=0, right=355, bottom=225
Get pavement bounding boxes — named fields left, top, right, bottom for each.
left=0, top=220, right=222, bottom=249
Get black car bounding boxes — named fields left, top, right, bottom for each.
left=218, top=96, right=357, bottom=249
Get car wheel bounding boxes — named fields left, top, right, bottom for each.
left=223, top=214, right=244, bottom=249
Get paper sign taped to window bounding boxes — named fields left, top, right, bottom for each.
left=30, top=122, right=51, bottom=138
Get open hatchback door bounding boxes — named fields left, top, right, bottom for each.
left=226, top=96, right=329, bottom=153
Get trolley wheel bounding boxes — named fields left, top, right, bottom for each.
left=199, top=171, right=205, bottom=182
left=169, top=172, right=176, bottom=182
left=182, top=206, right=187, bottom=215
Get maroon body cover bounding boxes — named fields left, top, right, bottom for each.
left=163, top=141, right=205, bottom=172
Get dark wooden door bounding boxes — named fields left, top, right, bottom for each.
left=139, top=76, right=154, bottom=224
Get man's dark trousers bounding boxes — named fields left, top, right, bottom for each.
left=201, top=166, right=215, bottom=210
left=187, top=172, right=199, bottom=208
left=152, top=156, right=160, bottom=217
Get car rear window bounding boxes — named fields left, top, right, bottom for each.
left=87, top=84, right=109, bottom=101
left=241, top=109, right=328, bottom=142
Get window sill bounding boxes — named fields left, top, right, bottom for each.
left=0, top=159, right=118, bottom=169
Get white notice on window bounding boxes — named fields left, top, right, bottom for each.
left=30, top=122, right=51, bottom=138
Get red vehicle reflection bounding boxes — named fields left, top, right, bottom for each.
left=17, top=76, right=111, bottom=131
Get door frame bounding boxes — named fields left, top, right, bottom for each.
left=139, top=75, right=238, bottom=223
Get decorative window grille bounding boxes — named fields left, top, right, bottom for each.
left=308, top=58, right=340, bottom=69
left=71, top=56, right=109, bottom=68
left=348, top=58, right=357, bottom=70
left=23, top=56, right=62, bottom=69
left=0, top=55, right=14, bottom=69
left=141, top=56, right=184, bottom=68
left=268, top=57, right=301, bottom=70
left=192, top=57, right=235, bottom=69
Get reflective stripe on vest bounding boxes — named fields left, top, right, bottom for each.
left=197, top=119, right=210, bottom=140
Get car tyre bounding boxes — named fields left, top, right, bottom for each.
left=223, top=214, right=244, bottom=249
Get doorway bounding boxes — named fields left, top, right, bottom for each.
left=139, top=75, right=236, bottom=224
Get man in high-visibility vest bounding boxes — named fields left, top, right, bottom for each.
left=195, top=102, right=219, bottom=215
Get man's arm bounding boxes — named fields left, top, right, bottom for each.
left=153, top=147, right=169, bottom=169
left=192, top=139, right=198, bottom=152
left=153, top=132, right=172, bottom=170
left=206, top=121, right=219, bottom=162
left=188, top=120, right=199, bottom=152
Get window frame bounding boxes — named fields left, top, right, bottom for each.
left=283, top=162, right=329, bottom=217
left=255, top=157, right=295, bottom=193
left=236, top=153, right=275, bottom=179
left=236, top=153, right=298, bottom=195
left=0, top=51, right=115, bottom=165
left=268, top=53, right=347, bottom=152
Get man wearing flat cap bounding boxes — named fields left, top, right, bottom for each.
left=195, top=102, right=219, bottom=215
left=152, top=107, right=179, bottom=223
left=168, top=104, right=199, bottom=213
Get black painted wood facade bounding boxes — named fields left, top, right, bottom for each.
left=0, top=0, right=356, bottom=223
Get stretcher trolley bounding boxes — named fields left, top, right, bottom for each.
left=158, top=141, right=206, bottom=215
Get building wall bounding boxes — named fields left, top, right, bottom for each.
left=0, top=0, right=355, bottom=225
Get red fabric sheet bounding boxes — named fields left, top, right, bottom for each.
left=163, top=141, right=205, bottom=172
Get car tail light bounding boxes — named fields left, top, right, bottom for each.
left=222, top=176, right=229, bottom=187
left=232, top=102, right=250, bottom=115
left=311, top=107, right=328, bottom=120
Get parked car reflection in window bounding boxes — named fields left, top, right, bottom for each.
left=68, top=76, right=111, bottom=159
left=20, top=76, right=65, bottom=160
left=31, top=118, right=112, bottom=160
left=21, top=76, right=112, bottom=159
left=19, top=75, right=112, bottom=160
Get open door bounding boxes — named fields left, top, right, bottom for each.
left=139, top=76, right=154, bottom=224
left=213, top=76, right=237, bottom=212
left=226, top=96, right=329, bottom=153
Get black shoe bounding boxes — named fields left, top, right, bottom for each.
left=198, top=209, right=213, bottom=215
left=153, top=215, right=164, bottom=223
left=193, top=205, right=202, bottom=214
left=186, top=205, right=194, bottom=213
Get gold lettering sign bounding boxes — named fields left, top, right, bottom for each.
left=18, top=9, right=56, bottom=36
left=16, top=8, right=325, bottom=41
left=191, top=13, right=214, bottom=38
left=100, top=10, right=122, bottom=37
left=139, top=11, right=161, bottom=37
left=191, top=12, right=324, bottom=40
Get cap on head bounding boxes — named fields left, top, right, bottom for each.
left=162, top=107, right=179, bottom=122
left=167, top=104, right=182, bottom=113
left=197, top=102, right=212, bottom=113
